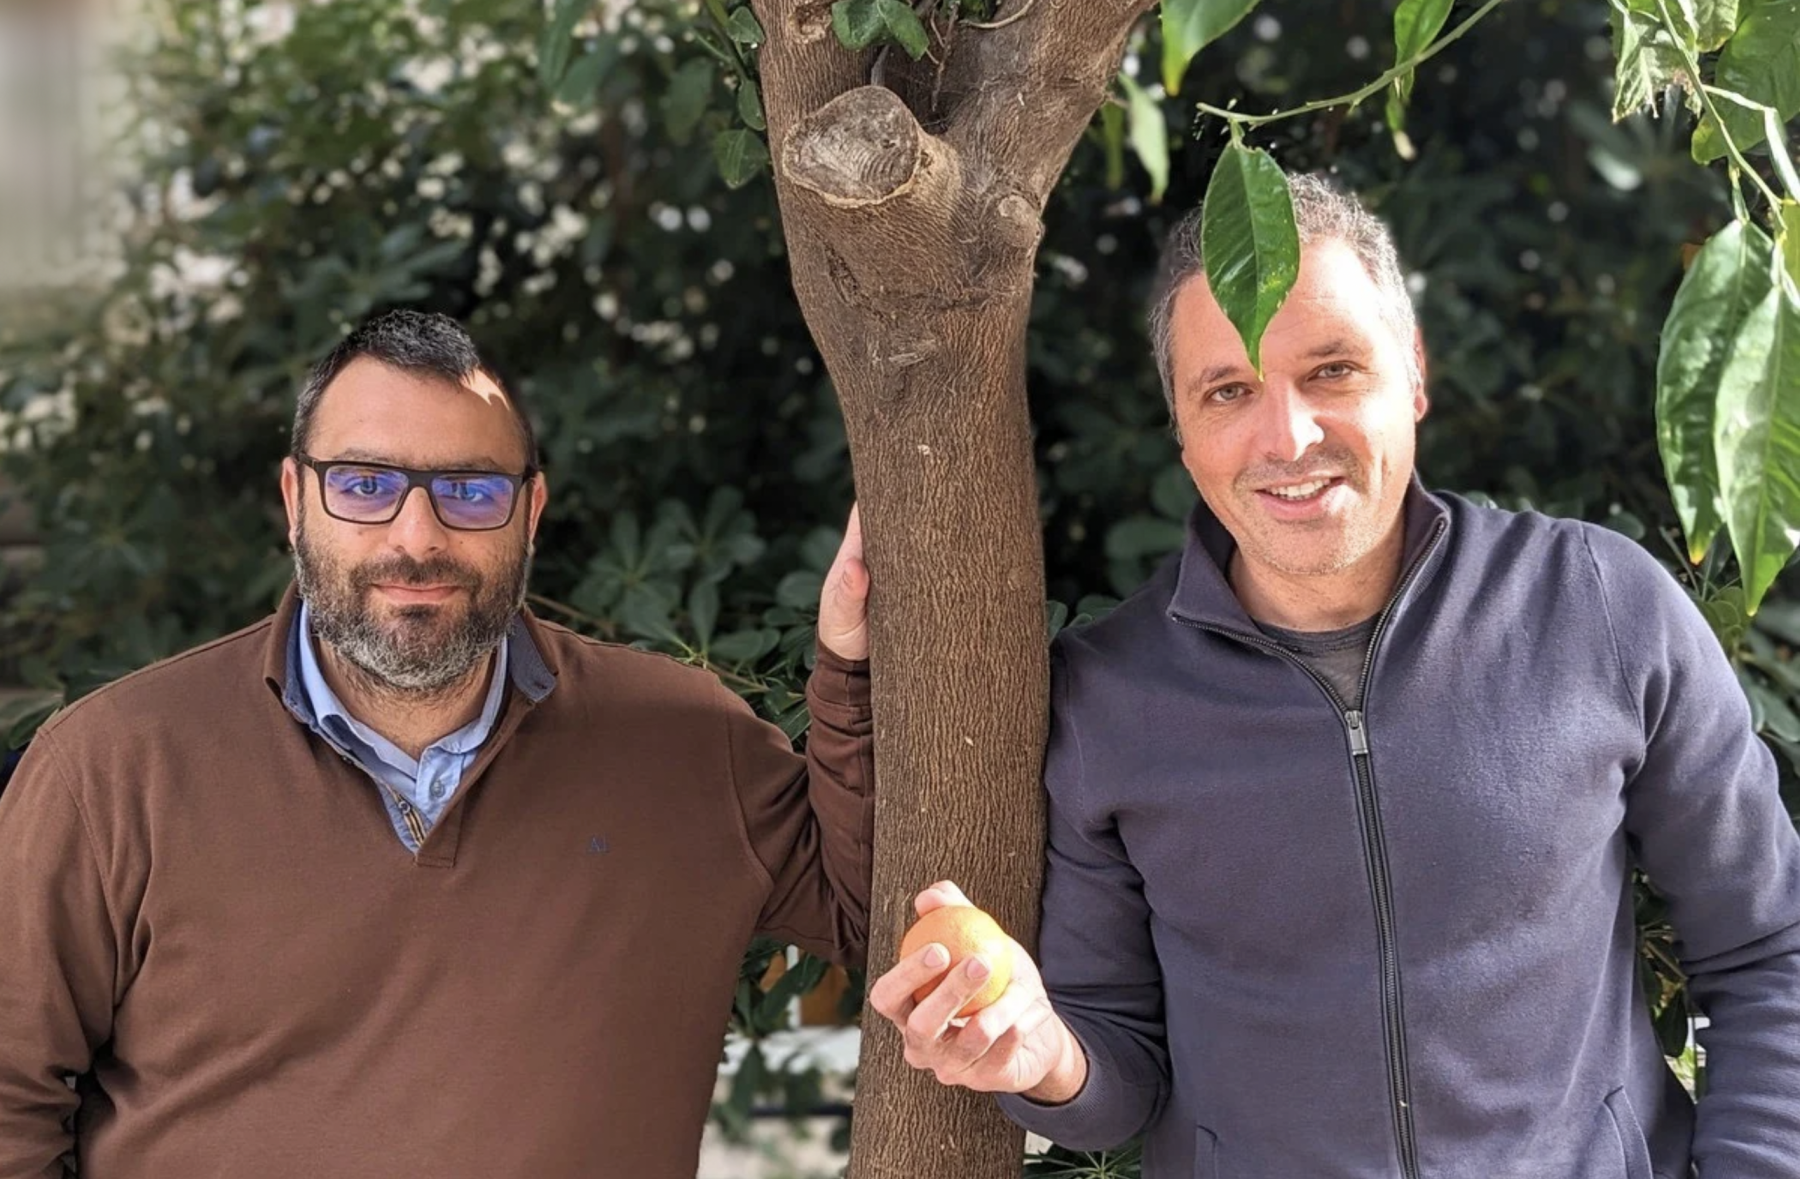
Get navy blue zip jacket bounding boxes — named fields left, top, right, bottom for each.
left=999, top=484, right=1800, bottom=1178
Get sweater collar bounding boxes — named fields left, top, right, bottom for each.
left=263, top=583, right=559, bottom=711
left=1167, top=473, right=1450, bottom=632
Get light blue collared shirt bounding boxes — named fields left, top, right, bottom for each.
left=294, top=600, right=510, bottom=851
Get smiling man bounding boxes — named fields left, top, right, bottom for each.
left=0, top=311, right=876, bottom=1178
left=869, top=176, right=1800, bottom=1177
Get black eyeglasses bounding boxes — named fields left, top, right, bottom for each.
left=295, top=454, right=537, bottom=532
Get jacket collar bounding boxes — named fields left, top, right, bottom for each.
left=262, top=582, right=560, bottom=712
left=1167, top=473, right=1450, bottom=631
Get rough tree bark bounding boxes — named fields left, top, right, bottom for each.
left=746, top=2, right=1158, bottom=1174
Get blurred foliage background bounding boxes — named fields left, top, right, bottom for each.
left=1, top=0, right=1797, bottom=1164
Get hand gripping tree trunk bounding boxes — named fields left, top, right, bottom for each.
left=748, top=3, right=1157, bottom=1174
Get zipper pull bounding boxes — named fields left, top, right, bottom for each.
left=1344, top=709, right=1370, bottom=756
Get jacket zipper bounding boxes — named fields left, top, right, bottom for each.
left=1175, top=517, right=1446, bottom=1179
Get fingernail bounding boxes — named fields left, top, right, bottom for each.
left=966, top=956, right=990, bottom=982
left=924, top=945, right=949, bottom=969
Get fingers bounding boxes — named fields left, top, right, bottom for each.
left=907, top=953, right=994, bottom=1041
left=815, top=503, right=870, bottom=662
left=932, top=967, right=1042, bottom=1079
left=914, top=880, right=973, bottom=915
left=867, top=942, right=950, bottom=1028
left=840, top=503, right=863, bottom=563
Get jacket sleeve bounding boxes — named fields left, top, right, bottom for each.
left=1587, top=527, right=1800, bottom=1178
left=998, top=641, right=1170, bottom=1149
left=725, top=644, right=874, bottom=968
left=0, top=730, right=120, bottom=1179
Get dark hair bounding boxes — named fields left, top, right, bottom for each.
left=291, top=310, right=539, bottom=469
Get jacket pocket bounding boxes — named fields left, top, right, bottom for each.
left=1603, top=1087, right=1655, bottom=1179
left=1194, top=1125, right=1220, bottom=1179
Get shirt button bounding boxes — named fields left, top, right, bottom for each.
left=429, top=780, right=445, bottom=801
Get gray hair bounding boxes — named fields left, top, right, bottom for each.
left=292, top=309, right=537, bottom=465
left=1147, top=172, right=1419, bottom=430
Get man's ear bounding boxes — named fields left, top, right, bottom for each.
left=280, top=457, right=302, bottom=548
left=526, top=471, right=549, bottom=541
left=1412, top=327, right=1430, bottom=422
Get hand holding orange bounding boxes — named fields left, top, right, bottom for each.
left=898, top=902, right=1013, bottom=1018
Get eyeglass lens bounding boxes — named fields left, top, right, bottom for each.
left=321, top=465, right=517, bottom=529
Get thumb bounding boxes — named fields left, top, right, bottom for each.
left=817, top=506, right=870, bottom=661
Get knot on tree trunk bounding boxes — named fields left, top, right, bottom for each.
left=783, top=86, right=953, bottom=210
left=784, top=1, right=834, bottom=42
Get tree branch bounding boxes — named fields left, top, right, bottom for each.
left=943, top=0, right=1158, bottom=199
left=750, top=0, right=869, bottom=139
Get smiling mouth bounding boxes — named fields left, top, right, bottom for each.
left=1259, top=477, right=1343, bottom=503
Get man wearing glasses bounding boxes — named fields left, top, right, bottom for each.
left=0, top=310, right=876, bottom=1178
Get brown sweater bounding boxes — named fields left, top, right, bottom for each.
left=0, top=589, right=874, bottom=1178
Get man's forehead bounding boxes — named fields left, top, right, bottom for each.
left=309, top=357, right=525, bottom=464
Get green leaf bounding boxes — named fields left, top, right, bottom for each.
left=1696, top=0, right=1742, bottom=48
left=663, top=59, right=716, bottom=146
left=726, top=6, right=766, bottom=46
left=832, top=0, right=883, bottom=48
left=1714, top=261, right=1800, bottom=613
left=1098, top=102, right=1126, bottom=190
left=831, top=0, right=929, bottom=59
left=1653, top=993, right=1692, bottom=1057
left=1609, top=0, right=1691, bottom=121
left=538, top=0, right=588, bottom=90
left=1391, top=0, right=1454, bottom=106
left=1151, top=463, right=1199, bottom=521
left=1200, top=140, right=1299, bottom=376
left=1782, top=200, right=1800, bottom=287
left=1705, top=585, right=1753, bottom=650
left=1105, top=516, right=1187, bottom=561
left=689, top=580, right=720, bottom=646
left=776, top=570, right=824, bottom=611
left=1161, top=0, right=1260, bottom=95
left=714, top=128, right=771, bottom=188
left=555, top=40, right=619, bottom=106
left=737, top=78, right=766, bottom=131
left=1118, top=74, right=1169, bottom=204
left=711, top=628, right=781, bottom=664
left=1657, top=219, right=1775, bottom=562
left=1691, top=0, right=1800, bottom=162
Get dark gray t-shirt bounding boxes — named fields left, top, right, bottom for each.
left=1255, top=615, right=1377, bottom=710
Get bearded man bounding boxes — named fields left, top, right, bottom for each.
left=0, top=310, right=877, bottom=1179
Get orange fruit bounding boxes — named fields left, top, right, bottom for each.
left=899, top=903, right=1013, bottom=1018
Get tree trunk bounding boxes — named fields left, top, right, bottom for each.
left=748, top=3, right=1156, bottom=1175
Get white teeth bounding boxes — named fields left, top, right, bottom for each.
left=1267, top=479, right=1331, bottom=501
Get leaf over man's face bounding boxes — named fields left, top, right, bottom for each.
left=1199, top=141, right=1298, bottom=376
left=1657, top=219, right=1775, bottom=562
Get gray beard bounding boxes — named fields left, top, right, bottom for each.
left=293, top=504, right=530, bottom=700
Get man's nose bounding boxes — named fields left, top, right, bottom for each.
left=383, top=486, right=450, bottom=556
left=1256, top=381, right=1326, bottom=463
